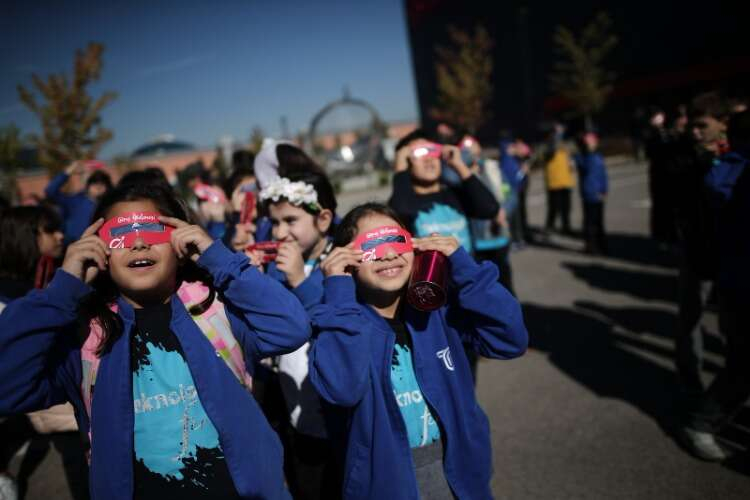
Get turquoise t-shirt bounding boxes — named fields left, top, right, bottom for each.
left=130, top=302, right=239, bottom=497
left=387, top=318, right=441, bottom=448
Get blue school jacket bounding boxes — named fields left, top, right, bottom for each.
left=308, top=248, right=528, bottom=500
left=267, top=262, right=325, bottom=310
left=574, top=152, right=608, bottom=202
left=0, top=241, right=310, bottom=500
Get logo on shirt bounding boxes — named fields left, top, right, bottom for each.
left=414, top=203, right=473, bottom=253
left=436, top=347, right=454, bottom=371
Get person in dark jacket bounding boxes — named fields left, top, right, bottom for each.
left=678, top=110, right=750, bottom=462
left=574, top=132, right=609, bottom=254
left=45, top=161, right=112, bottom=244
left=388, top=129, right=500, bottom=255
left=308, top=203, right=527, bottom=500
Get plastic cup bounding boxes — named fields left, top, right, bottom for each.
left=407, top=250, right=448, bottom=311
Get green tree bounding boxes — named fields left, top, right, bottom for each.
left=0, top=124, right=23, bottom=201
left=549, top=12, right=618, bottom=130
left=0, top=124, right=22, bottom=169
left=17, top=42, right=117, bottom=173
left=432, top=25, right=494, bottom=134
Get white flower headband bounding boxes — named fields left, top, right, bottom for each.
left=259, top=177, right=321, bottom=212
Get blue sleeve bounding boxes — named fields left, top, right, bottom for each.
left=705, top=155, right=746, bottom=202
left=196, top=240, right=311, bottom=360
left=290, top=268, right=325, bottom=310
left=254, top=217, right=273, bottom=242
left=307, top=276, right=372, bottom=407
left=0, top=270, right=90, bottom=414
left=206, top=220, right=226, bottom=240
left=45, top=172, right=71, bottom=204
left=446, top=248, right=528, bottom=359
left=598, top=154, right=608, bottom=194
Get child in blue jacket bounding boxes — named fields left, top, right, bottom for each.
left=45, top=161, right=112, bottom=244
left=257, top=170, right=340, bottom=500
left=308, top=202, right=528, bottom=500
left=574, top=133, right=609, bottom=254
left=0, top=182, right=310, bottom=500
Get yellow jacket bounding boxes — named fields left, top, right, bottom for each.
left=545, top=148, right=576, bottom=189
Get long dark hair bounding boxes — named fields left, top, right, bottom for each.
left=0, top=205, right=61, bottom=282
left=333, top=202, right=405, bottom=248
left=81, top=183, right=216, bottom=354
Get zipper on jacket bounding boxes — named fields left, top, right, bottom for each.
left=381, top=322, right=422, bottom=500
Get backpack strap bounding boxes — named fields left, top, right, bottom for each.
left=177, top=282, right=253, bottom=391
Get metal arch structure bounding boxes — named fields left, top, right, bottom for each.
left=307, top=92, right=388, bottom=175
left=308, top=95, right=383, bottom=140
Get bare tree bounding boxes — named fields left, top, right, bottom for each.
left=18, top=42, right=117, bottom=173
left=549, top=12, right=618, bottom=131
left=432, top=25, right=494, bottom=134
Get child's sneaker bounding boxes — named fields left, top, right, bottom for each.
left=677, top=427, right=727, bottom=462
left=0, top=473, right=18, bottom=500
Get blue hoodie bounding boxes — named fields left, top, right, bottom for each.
left=0, top=241, right=311, bottom=500
left=499, top=140, right=525, bottom=193
left=308, top=248, right=528, bottom=500
left=574, top=152, right=608, bottom=202
left=45, top=172, right=96, bottom=244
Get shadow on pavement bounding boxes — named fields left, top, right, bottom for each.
left=522, top=301, right=748, bottom=474
left=562, top=261, right=678, bottom=303
left=605, top=232, right=678, bottom=269
left=522, top=302, right=681, bottom=429
left=575, top=300, right=726, bottom=361
left=524, top=229, right=678, bottom=270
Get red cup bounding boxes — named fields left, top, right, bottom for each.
left=407, top=250, right=449, bottom=311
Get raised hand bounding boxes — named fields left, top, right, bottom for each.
left=320, top=244, right=364, bottom=278
left=61, top=218, right=109, bottom=284
left=159, top=216, right=214, bottom=262
left=440, top=145, right=471, bottom=180
left=275, top=241, right=306, bottom=288
left=412, top=234, right=459, bottom=257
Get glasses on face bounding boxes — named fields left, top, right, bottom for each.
left=109, top=222, right=166, bottom=237
left=360, top=234, right=407, bottom=252
left=412, top=143, right=442, bottom=159
left=99, top=212, right=174, bottom=250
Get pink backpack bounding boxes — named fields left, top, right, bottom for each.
left=79, top=281, right=253, bottom=450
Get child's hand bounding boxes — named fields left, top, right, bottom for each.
left=394, top=146, right=411, bottom=172
left=412, top=234, right=459, bottom=257
left=495, top=207, right=508, bottom=228
left=441, top=145, right=471, bottom=180
left=160, top=216, right=214, bottom=262
left=61, top=218, right=109, bottom=284
left=245, top=248, right=266, bottom=270
left=64, top=160, right=85, bottom=176
left=231, top=222, right=255, bottom=252
left=199, top=200, right=226, bottom=223
left=320, top=244, right=363, bottom=278
left=276, top=241, right=306, bottom=287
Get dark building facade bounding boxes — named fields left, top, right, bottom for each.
left=403, top=0, right=749, bottom=140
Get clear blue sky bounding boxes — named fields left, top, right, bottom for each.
left=0, top=0, right=419, bottom=159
